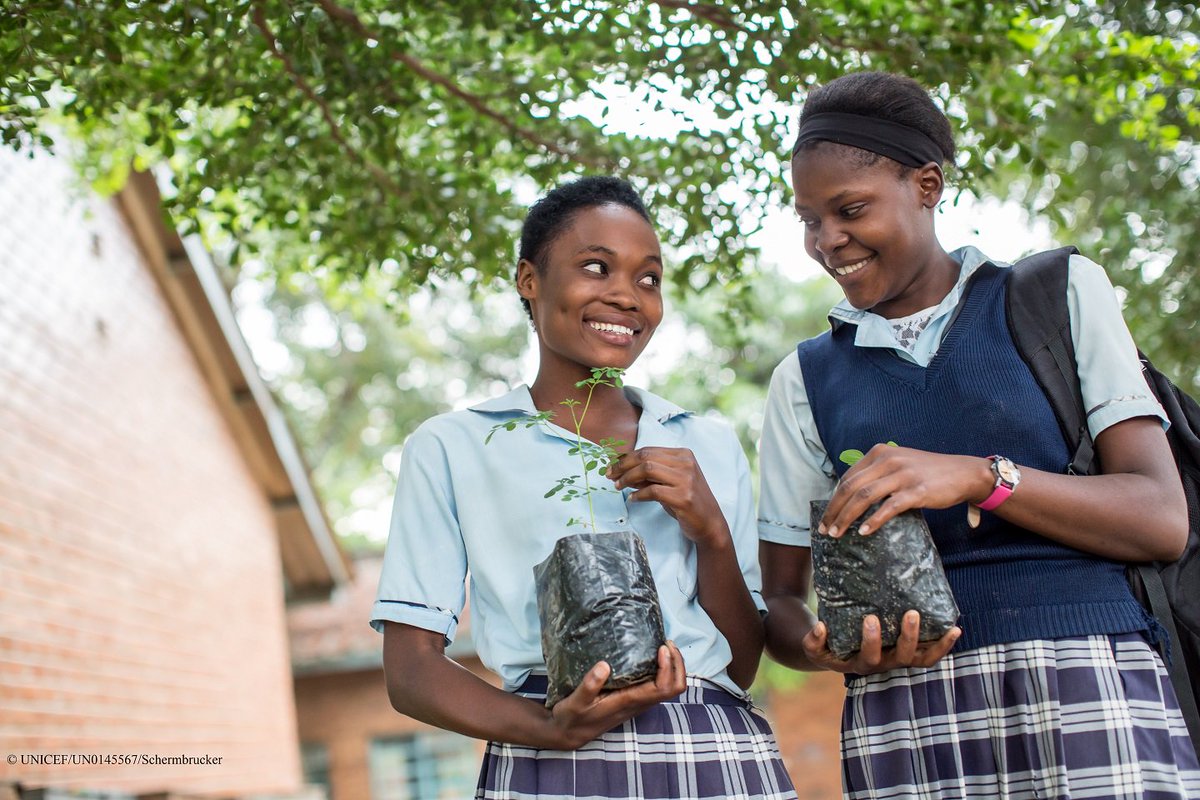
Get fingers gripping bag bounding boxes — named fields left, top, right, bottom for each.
left=810, top=500, right=959, bottom=659
left=533, top=531, right=666, bottom=708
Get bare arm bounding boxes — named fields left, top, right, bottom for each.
left=383, top=623, right=687, bottom=750
left=760, top=542, right=820, bottom=671
left=818, top=417, right=1186, bottom=562
left=609, top=447, right=764, bottom=688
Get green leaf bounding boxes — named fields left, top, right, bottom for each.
left=839, top=449, right=865, bottom=466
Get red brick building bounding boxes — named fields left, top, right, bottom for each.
left=288, top=555, right=492, bottom=800
left=0, top=147, right=349, bottom=798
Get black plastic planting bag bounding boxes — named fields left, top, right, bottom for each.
left=810, top=500, right=959, bottom=660
left=534, top=531, right=666, bottom=708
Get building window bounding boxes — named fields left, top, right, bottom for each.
left=369, top=731, right=478, bottom=800
left=301, top=740, right=332, bottom=799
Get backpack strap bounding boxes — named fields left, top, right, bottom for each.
left=1006, top=246, right=1096, bottom=475
left=1009, top=247, right=1200, bottom=756
left=1134, top=562, right=1200, bottom=751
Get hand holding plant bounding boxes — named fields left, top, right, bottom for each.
left=823, top=442, right=992, bottom=538
left=608, top=447, right=728, bottom=549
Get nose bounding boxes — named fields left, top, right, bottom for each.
left=603, top=274, right=639, bottom=310
left=813, top=221, right=849, bottom=258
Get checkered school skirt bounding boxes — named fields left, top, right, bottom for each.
left=841, top=633, right=1200, bottom=799
left=475, top=675, right=797, bottom=800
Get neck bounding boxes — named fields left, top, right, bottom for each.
left=879, top=244, right=960, bottom=319
left=529, top=364, right=638, bottom=446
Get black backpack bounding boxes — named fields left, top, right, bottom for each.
left=1007, top=246, right=1200, bottom=755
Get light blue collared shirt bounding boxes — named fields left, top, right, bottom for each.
left=757, top=246, right=1166, bottom=548
left=372, top=384, right=764, bottom=697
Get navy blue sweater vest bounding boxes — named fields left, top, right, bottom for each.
left=796, top=264, right=1154, bottom=652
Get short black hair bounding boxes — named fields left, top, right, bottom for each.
left=517, top=176, right=651, bottom=318
left=793, top=72, right=956, bottom=171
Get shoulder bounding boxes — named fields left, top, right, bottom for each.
left=1066, top=252, right=1119, bottom=295
left=630, top=385, right=745, bottom=458
left=404, top=385, right=536, bottom=455
left=769, top=350, right=802, bottom=386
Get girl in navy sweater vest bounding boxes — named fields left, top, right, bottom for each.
left=758, top=71, right=1200, bottom=799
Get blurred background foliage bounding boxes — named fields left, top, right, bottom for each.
left=3, top=1, right=1197, bottom=548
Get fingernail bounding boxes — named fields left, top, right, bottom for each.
left=866, top=616, right=878, bottom=631
left=828, top=526, right=839, bottom=538
left=858, top=524, right=871, bottom=535
left=817, top=523, right=827, bottom=535
left=593, top=662, right=608, bottom=678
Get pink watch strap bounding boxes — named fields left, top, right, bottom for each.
left=977, top=483, right=1013, bottom=511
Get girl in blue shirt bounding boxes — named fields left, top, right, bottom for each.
left=758, top=71, right=1200, bottom=799
left=374, top=176, right=796, bottom=799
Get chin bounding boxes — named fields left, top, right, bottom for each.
left=842, top=292, right=880, bottom=312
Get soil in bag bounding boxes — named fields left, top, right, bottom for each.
left=810, top=500, right=959, bottom=660
left=534, top=530, right=666, bottom=708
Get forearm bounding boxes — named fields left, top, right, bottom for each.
left=384, top=628, right=559, bottom=748
left=966, top=419, right=1185, bottom=561
left=992, top=467, right=1186, bottom=561
left=762, top=594, right=823, bottom=671
left=827, top=420, right=1187, bottom=563
left=694, top=534, right=765, bottom=688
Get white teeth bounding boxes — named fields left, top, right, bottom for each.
left=590, top=321, right=634, bottom=336
left=834, top=257, right=871, bottom=276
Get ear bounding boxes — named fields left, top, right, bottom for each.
left=516, top=258, right=539, bottom=303
left=915, top=162, right=945, bottom=208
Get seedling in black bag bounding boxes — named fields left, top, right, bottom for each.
left=486, top=367, right=665, bottom=706
left=809, top=443, right=959, bottom=659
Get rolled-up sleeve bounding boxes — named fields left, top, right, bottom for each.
left=756, top=354, right=837, bottom=548
left=1067, top=254, right=1166, bottom=438
left=370, top=424, right=468, bottom=644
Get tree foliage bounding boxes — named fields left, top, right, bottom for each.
left=236, top=269, right=530, bottom=551
left=4, top=2, right=1198, bottom=387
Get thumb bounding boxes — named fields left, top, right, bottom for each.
left=575, top=661, right=610, bottom=700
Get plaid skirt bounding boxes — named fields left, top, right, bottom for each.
left=475, top=675, right=797, bottom=800
left=841, top=633, right=1200, bottom=799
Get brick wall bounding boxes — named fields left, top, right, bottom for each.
left=0, top=148, right=302, bottom=796
left=294, top=663, right=493, bottom=800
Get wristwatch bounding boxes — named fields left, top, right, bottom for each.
left=978, top=456, right=1021, bottom=510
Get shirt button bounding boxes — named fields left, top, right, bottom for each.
left=616, top=517, right=626, bottom=525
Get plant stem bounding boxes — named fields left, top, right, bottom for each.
left=573, top=381, right=599, bottom=532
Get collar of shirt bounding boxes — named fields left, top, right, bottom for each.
left=826, top=245, right=1001, bottom=367
left=469, top=384, right=693, bottom=448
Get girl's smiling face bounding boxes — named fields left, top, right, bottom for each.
left=791, top=142, right=950, bottom=319
left=518, top=202, right=664, bottom=375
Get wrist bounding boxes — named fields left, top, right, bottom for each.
left=968, top=456, right=995, bottom=505
left=977, top=455, right=1020, bottom=511
left=689, top=523, right=733, bottom=554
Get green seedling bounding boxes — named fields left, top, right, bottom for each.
left=486, top=367, right=626, bottom=532
left=839, top=441, right=898, bottom=467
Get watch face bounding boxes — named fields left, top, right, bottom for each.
left=995, top=458, right=1020, bottom=483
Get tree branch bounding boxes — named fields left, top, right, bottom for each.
left=315, top=0, right=612, bottom=169
left=250, top=3, right=405, bottom=196
left=652, top=0, right=744, bottom=31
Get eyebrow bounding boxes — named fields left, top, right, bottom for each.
left=795, top=189, right=865, bottom=212
left=575, top=244, right=663, bottom=265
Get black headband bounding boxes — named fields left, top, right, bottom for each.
left=791, top=111, right=945, bottom=168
